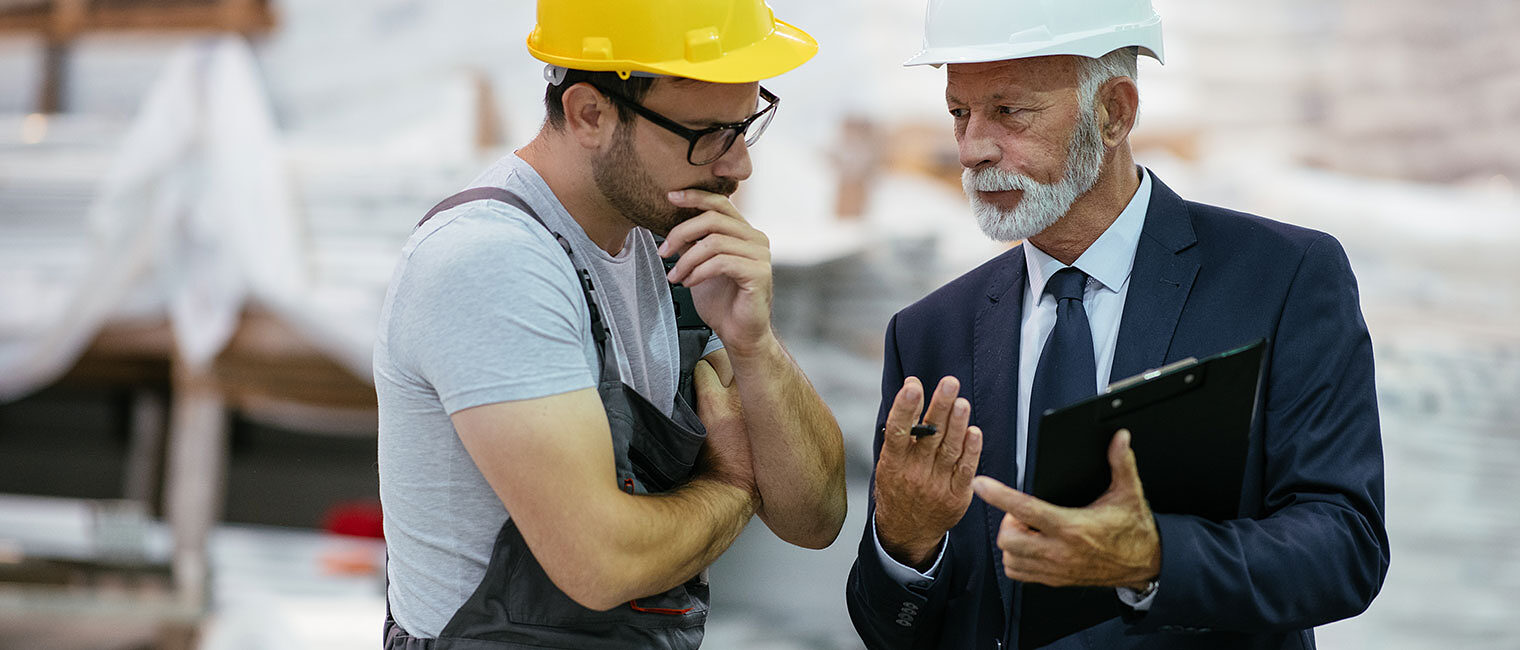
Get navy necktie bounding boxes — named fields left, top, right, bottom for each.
left=1023, top=267, right=1097, bottom=491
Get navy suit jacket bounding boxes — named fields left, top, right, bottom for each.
left=846, top=175, right=1389, bottom=649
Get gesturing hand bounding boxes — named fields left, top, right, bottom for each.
left=873, top=376, right=984, bottom=570
left=972, top=429, right=1161, bottom=590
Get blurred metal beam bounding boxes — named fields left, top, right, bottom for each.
left=1, top=0, right=277, bottom=113
left=0, top=0, right=276, bottom=33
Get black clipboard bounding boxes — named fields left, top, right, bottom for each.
left=1016, top=338, right=1266, bottom=649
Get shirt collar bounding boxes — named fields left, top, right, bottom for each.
left=1023, top=166, right=1152, bottom=297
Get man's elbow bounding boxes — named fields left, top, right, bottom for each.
left=1342, top=533, right=1391, bottom=619
left=539, top=550, right=637, bottom=612
left=774, top=498, right=848, bottom=550
left=566, top=589, right=627, bottom=613
left=790, top=528, right=842, bottom=550
left=561, top=585, right=624, bottom=612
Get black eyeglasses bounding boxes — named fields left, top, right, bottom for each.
left=592, top=84, right=780, bottom=166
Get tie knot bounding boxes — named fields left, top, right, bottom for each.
left=1045, top=267, right=1088, bottom=301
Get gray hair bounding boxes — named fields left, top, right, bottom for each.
left=1077, top=47, right=1139, bottom=113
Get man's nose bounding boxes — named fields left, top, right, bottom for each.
left=710, top=136, right=753, bottom=183
left=958, top=115, right=1003, bottom=171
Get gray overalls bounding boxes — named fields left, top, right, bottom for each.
left=385, top=188, right=714, bottom=649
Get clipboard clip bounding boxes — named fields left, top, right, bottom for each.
left=1105, top=356, right=1200, bottom=393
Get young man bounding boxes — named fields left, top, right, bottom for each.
left=377, top=2, right=846, bottom=647
left=847, top=1, right=1388, bottom=648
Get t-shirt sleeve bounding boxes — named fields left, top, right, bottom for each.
left=388, top=207, right=596, bottom=414
left=701, top=332, right=724, bottom=357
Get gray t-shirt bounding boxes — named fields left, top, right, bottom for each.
left=376, top=154, right=708, bottom=638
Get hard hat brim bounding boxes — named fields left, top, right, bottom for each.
left=904, top=25, right=1164, bottom=67
left=529, top=19, right=818, bottom=84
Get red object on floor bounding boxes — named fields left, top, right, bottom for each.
left=323, top=500, right=385, bottom=539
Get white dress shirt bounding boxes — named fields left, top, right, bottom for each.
left=874, top=167, right=1158, bottom=610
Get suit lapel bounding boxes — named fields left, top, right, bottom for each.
left=1112, top=175, right=1201, bottom=380
left=972, top=245, right=1025, bottom=619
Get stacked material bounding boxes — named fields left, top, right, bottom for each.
left=0, top=114, right=121, bottom=387
left=1315, top=0, right=1520, bottom=182
left=1151, top=0, right=1335, bottom=157
left=1154, top=0, right=1520, bottom=183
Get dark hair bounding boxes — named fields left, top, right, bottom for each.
left=544, top=69, right=657, bottom=129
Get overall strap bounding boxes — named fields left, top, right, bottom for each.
left=418, top=187, right=616, bottom=381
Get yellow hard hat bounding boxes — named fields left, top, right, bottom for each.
left=527, top=0, right=818, bottom=83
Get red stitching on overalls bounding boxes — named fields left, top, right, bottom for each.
left=629, top=600, right=695, bottom=615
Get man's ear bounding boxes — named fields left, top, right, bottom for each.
left=1096, top=76, right=1140, bottom=148
left=560, top=82, right=618, bottom=151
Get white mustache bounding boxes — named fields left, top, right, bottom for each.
left=964, top=167, right=1044, bottom=193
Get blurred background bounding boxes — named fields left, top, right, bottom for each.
left=0, top=0, right=1517, bottom=648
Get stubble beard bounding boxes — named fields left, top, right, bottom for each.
left=592, top=125, right=739, bottom=237
left=961, top=105, right=1107, bottom=243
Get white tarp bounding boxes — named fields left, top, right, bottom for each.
left=0, top=37, right=355, bottom=400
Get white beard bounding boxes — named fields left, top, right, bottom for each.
left=962, top=107, right=1106, bottom=243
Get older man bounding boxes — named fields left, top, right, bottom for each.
left=845, top=1, right=1388, bottom=648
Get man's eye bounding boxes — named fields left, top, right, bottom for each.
left=949, top=108, right=969, bottom=119
left=998, top=106, right=1021, bottom=116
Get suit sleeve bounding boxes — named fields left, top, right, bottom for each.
left=846, top=315, right=959, bottom=649
left=1131, top=234, right=1390, bottom=633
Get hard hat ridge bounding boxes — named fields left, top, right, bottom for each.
left=528, top=0, right=818, bottom=83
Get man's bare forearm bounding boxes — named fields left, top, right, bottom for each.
left=456, top=391, right=761, bottom=612
left=567, top=476, right=756, bottom=610
left=728, top=335, right=847, bottom=548
left=610, top=477, right=756, bottom=600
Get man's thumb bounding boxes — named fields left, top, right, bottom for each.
left=694, top=359, right=717, bottom=388
left=1108, top=429, right=1143, bottom=494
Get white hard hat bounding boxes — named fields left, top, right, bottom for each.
left=905, top=0, right=1165, bottom=67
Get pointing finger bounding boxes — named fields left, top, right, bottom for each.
left=970, top=475, right=1021, bottom=510
left=973, top=476, right=1064, bottom=532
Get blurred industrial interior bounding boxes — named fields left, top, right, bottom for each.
left=0, top=1, right=1518, bottom=648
